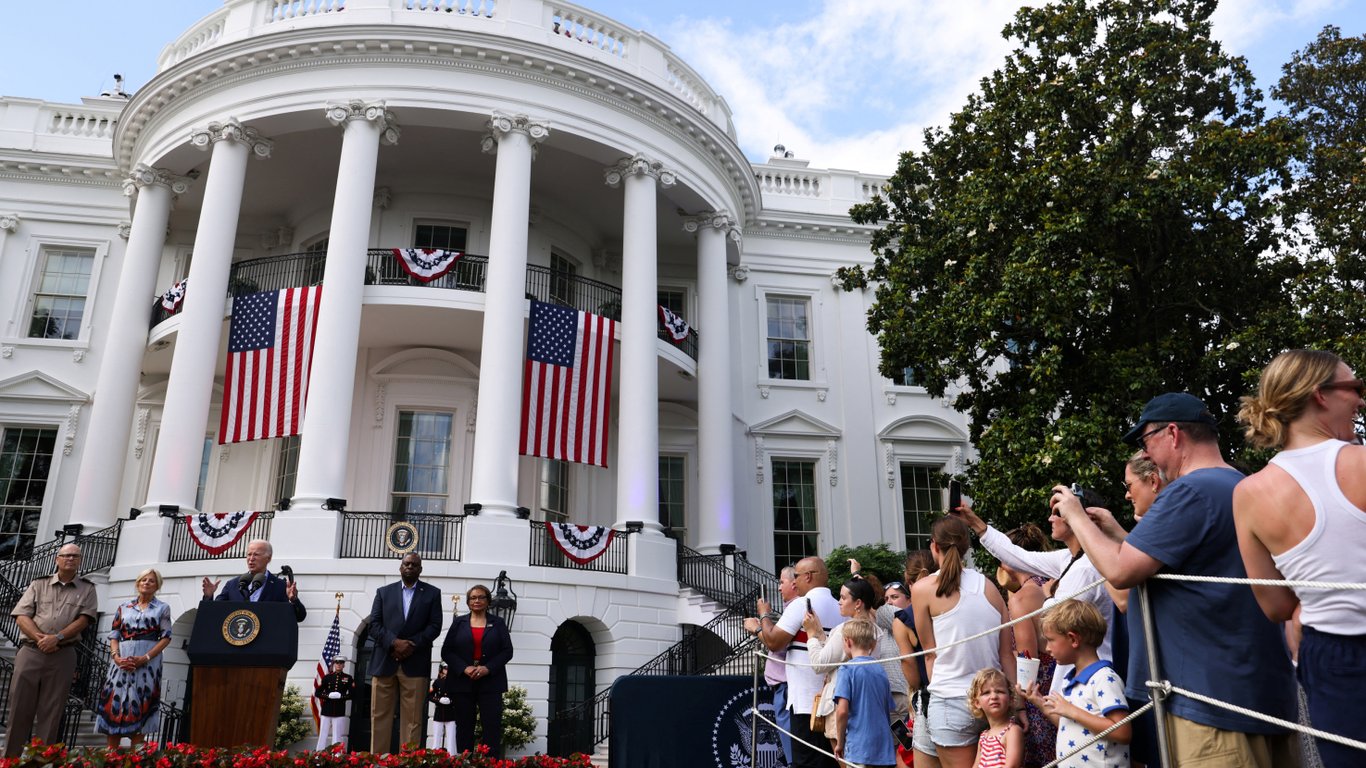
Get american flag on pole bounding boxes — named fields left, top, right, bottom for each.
left=520, top=300, right=616, bottom=467
left=219, top=286, right=322, bottom=444
left=312, top=605, right=342, bottom=726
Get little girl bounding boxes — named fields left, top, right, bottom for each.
left=969, top=668, right=1023, bottom=768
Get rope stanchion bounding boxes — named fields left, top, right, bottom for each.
left=1038, top=700, right=1155, bottom=768
left=1149, top=573, right=1366, bottom=590
left=1165, top=684, right=1366, bottom=753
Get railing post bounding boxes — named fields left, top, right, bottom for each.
left=1137, top=583, right=1173, bottom=768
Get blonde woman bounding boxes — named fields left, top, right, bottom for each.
left=96, top=569, right=173, bottom=747
left=1235, top=349, right=1366, bottom=768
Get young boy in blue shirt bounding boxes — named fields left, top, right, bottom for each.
left=832, top=617, right=897, bottom=768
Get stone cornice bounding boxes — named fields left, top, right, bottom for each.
left=113, top=25, right=758, bottom=221
left=748, top=216, right=877, bottom=244
left=0, top=157, right=122, bottom=188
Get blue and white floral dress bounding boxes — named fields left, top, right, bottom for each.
left=96, top=598, right=172, bottom=735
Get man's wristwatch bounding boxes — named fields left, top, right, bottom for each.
left=55, top=632, right=65, bottom=642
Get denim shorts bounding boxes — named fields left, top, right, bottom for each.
left=910, top=691, right=937, bottom=756
left=927, top=693, right=985, bottom=748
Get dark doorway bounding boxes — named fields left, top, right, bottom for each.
left=546, top=621, right=596, bottom=757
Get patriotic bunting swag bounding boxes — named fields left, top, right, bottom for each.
left=185, top=511, right=260, bottom=555
left=658, top=304, right=690, bottom=343
left=159, top=278, right=188, bottom=312
left=390, top=248, right=462, bottom=282
left=546, top=523, right=616, bottom=564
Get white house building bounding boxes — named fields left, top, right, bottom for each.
left=0, top=0, right=971, bottom=754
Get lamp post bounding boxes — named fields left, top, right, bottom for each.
left=489, top=570, right=518, bottom=629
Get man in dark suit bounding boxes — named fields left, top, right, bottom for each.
left=367, top=553, right=443, bottom=753
left=200, top=538, right=306, bottom=622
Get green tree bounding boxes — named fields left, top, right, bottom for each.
left=845, top=0, right=1299, bottom=528
left=1273, top=26, right=1366, bottom=372
left=824, top=542, right=907, bottom=590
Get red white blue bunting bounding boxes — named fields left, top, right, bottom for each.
left=546, top=522, right=616, bottom=564
left=186, top=510, right=260, bottom=555
left=160, top=278, right=188, bottom=312
left=659, top=305, right=691, bottom=343
left=390, top=248, right=462, bottom=282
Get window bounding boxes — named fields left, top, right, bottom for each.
left=194, top=437, right=213, bottom=511
left=540, top=459, right=569, bottom=521
left=273, top=434, right=301, bottom=504
left=391, top=411, right=453, bottom=515
left=28, top=247, right=95, bottom=340
left=414, top=224, right=468, bottom=252
left=890, top=366, right=919, bottom=387
left=550, top=253, right=577, bottom=308
left=657, top=289, right=686, bottom=315
left=900, top=464, right=944, bottom=551
left=0, top=426, right=57, bottom=560
left=766, top=296, right=810, bottom=380
left=658, top=455, right=686, bottom=535
left=302, top=238, right=328, bottom=286
left=772, top=459, right=818, bottom=571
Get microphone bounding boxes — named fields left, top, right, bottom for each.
left=279, top=565, right=294, bottom=585
left=237, top=571, right=253, bottom=592
left=247, top=570, right=266, bottom=595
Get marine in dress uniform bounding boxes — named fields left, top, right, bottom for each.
left=314, top=656, right=356, bottom=751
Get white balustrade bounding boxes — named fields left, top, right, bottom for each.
left=549, top=4, right=627, bottom=57
left=158, top=11, right=227, bottom=69
left=403, top=0, right=495, bottom=14
left=266, top=0, right=348, bottom=23
left=44, top=109, right=117, bottom=139
left=757, top=169, right=823, bottom=198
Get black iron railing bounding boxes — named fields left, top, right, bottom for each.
left=339, top=511, right=464, bottom=560
left=156, top=249, right=700, bottom=360
left=167, top=512, right=275, bottom=562
left=528, top=521, right=629, bottom=574
left=0, top=521, right=123, bottom=647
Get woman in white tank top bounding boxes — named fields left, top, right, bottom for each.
left=911, top=516, right=1014, bottom=768
left=1235, top=349, right=1366, bottom=768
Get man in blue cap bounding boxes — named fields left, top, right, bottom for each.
left=1052, top=393, right=1299, bottom=768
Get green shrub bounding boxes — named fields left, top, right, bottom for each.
left=275, top=684, right=311, bottom=750
left=824, top=542, right=908, bottom=591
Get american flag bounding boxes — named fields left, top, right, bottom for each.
left=520, top=301, right=617, bottom=467
left=312, top=605, right=342, bottom=726
left=219, top=286, right=322, bottom=444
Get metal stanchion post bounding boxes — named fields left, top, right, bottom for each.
left=751, top=647, right=761, bottom=768
left=1138, top=583, right=1173, bottom=768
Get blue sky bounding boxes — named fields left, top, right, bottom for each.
left=2, top=0, right=1361, bottom=174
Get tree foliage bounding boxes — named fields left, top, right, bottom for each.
left=846, top=0, right=1306, bottom=528
left=824, top=542, right=908, bottom=590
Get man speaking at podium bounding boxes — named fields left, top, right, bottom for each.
left=201, top=539, right=306, bottom=622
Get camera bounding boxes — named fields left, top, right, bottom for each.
left=1068, top=483, right=1107, bottom=509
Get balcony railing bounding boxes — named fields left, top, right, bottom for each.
left=339, top=511, right=464, bottom=560
left=167, top=512, right=275, bottom=562
left=528, top=520, right=628, bottom=574
left=150, top=249, right=700, bottom=359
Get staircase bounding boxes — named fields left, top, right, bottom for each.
left=0, top=521, right=185, bottom=749
left=548, top=543, right=782, bottom=758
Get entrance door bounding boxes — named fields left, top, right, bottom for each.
left=546, top=621, right=595, bottom=756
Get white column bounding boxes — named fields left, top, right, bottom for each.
left=289, top=101, right=398, bottom=518
left=144, top=120, right=271, bottom=512
left=71, top=167, right=188, bottom=526
left=684, top=211, right=738, bottom=551
left=468, top=113, right=549, bottom=519
left=605, top=155, right=675, bottom=532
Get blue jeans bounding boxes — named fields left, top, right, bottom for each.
left=773, top=682, right=793, bottom=765
left=1299, top=626, right=1366, bottom=768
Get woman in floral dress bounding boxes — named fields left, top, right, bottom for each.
left=96, top=568, right=173, bottom=747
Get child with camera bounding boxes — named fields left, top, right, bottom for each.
left=831, top=618, right=898, bottom=768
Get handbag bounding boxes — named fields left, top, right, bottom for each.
left=809, top=672, right=838, bottom=732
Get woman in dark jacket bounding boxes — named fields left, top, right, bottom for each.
left=441, top=583, right=514, bottom=756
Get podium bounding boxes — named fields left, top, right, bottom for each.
left=188, top=600, right=299, bottom=748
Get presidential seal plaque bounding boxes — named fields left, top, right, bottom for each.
left=385, top=521, right=419, bottom=554
left=222, top=608, right=261, bottom=647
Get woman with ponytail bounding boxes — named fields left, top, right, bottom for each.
left=1234, top=349, right=1366, bottom=767
left=911, top=516, right=1013, bottom=768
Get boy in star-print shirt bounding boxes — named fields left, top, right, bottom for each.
left=1024, top=600, right=1131, bottom=768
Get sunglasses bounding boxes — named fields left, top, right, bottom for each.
left=1321, top=379, right=1366, bottom=398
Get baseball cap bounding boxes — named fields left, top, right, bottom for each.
left=1122, top=392, right=1218, bottom=445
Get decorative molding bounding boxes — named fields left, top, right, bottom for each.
left=884, top=442, right=896, bottom=488
left=218, top=443, right=230, bottom=462
left=374, top=382, right=387, bottom=424
left=373, top=187, right=392, bottom=210
left=885, top=390, right=897, bottom=406
left=827, top=440, right=839, bottom=486
left=325, top=100, right=401, bottom=145
left=259, top=225, right=293, bottom=250
left=0, top=346, right=12, bottom=359
left=591, top=248, right=620, bottom=276
left=480, top=112, right=550, bottom=157
left=466, top=399, right=478, bottom=434
left=189, top=118, right=274, bottom=158
left=133, top=407, right=150, bottom=459
left=754, top=436, right=765, bottom=484
left=72, top=349, right=85, bottom=363
left=63, top=404, right=80, bottom=456
left=116, top=221, right=132, bottom=240
left=123, top=164, right=191, bottom=197
left=758, top=386, right=770, bottom=399
left=0, top=213, right=21, bottom=232
left=604, top=154, right=677, bottom=189
left=816, top=389, right=828, bottom=402
left=952, top=446, right=964, bottom=474
left=731, top=266, right=750, bottom=283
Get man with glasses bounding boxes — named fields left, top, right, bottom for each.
left=1054, top=393, right=1299, bottom=768
left=748, top=556, right=844, bottom=768
left=4, top=543, right=98, bottom=757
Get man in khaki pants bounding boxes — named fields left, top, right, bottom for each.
left=4, top=543, right=98, bottom=757
left=366, top=554, right=443, bottom=753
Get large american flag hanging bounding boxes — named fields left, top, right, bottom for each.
left=520, top=301, right=616, bottom=467
left=219, top=286, right=322, bottom=445
left=311, top=605, right=343, bottom=726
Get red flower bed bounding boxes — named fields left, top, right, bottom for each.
left=0, top=742, right=592, bottom=768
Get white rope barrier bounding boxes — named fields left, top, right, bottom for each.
left=1161, top=682, right=1366, bottom=753
left=1150, top=572, right=1366, bottom=590
left=748, top=707, right=870, bottom=768
left=1039, top=700, right=1155, bottom=768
